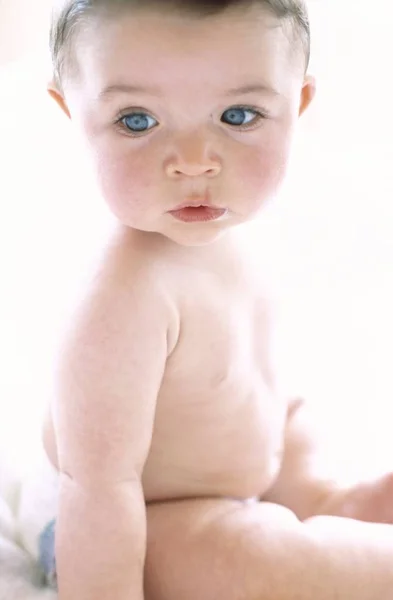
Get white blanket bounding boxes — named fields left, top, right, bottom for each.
left=0, top=445, right=58, bottom=599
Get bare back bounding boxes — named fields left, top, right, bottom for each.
left=43, top=224, right=288, bottom=502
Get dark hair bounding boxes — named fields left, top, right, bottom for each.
left=50, top=0, right=310, bottom=90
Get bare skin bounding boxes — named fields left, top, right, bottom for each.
left=42, top=4, right=393, bottom=600
left=43, top=225, right=287, bottom=504
left=42, top=225, right=393, bottom=600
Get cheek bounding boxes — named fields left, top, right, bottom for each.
left=236, top=123, right=295, bottom=209
left=241, top=139, right=292, bottom=199
left=93, top=145, right=156, bottom=215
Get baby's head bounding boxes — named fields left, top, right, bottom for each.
left=49, top=0, right=315, bottom=246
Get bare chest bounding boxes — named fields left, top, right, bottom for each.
left=143, top=283, right=288, bottom=502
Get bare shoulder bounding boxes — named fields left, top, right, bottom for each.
left=63, top=226, right=180, bottom=354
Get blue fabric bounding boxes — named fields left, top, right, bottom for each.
left=38, top=519, right=58, bottom=590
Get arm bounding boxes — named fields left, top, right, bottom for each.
left=262, top=297, right=393, bottom=524
left=263, top=397, right=344, bottom=520
left=53, top=247, right=174, bottom=600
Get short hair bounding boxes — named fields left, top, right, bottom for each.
left=50, top=0, right=311, bottom=91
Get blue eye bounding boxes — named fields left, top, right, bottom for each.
left=116, top=106, right=265, bottom=137
left=120, top=112, right=158, bottom=134
left=221, top=107, right=261, bottom=128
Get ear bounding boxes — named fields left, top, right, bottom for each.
left=47, top=80, right=71, bottom=119
left=299, top=74, right=316, bottom=117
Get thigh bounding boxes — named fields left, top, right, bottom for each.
left=145, top=497, right=300, bottom=600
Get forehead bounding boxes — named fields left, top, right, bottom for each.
left=70, top=5, right=302, bottom=99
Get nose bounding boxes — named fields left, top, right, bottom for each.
left=167, top=163, right=221, bottom=178
left=165, top=132, right=222, bottom=179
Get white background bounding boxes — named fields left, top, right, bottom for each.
left=0, top=1, right=392, bottom=483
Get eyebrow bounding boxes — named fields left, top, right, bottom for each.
left=97, top=82, right=279, bottom=101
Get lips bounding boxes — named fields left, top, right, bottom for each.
left=168, top=205, right=228, bottom=223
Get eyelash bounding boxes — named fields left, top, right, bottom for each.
left=113, top=105, right=268, bottom=137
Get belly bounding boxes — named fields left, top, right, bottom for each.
left=142, top=384, right=287, bottom=502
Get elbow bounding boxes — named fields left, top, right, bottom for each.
left=59, top=469, right=144, bottom=498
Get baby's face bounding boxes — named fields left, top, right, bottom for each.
left=53, top=4, right=315, bottom=246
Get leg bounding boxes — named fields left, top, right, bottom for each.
left=145, top=497, right=393, bottom=600
left=145, top=497, right=306, bottom=600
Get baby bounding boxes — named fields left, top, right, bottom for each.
left=39, top=1, right=393, bottom=599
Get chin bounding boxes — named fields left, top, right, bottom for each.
left=160, top=210, right=250, bottom=246
left=163, top=227, right=228, bottom=247
left=118, top=214, right=240, bottom=247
